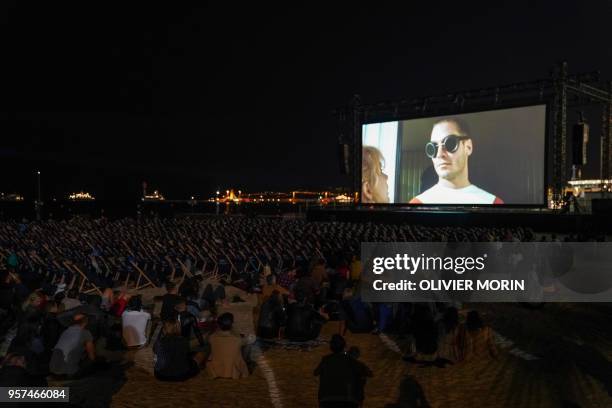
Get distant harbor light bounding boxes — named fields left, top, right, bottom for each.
left=68, top=191, right=95, bottom=201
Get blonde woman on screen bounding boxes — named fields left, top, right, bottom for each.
left=362, top=146, right=390, bottom=203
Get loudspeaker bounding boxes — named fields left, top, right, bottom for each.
left=339, top=143, right=350, bottom=175
left=592, top=199, right=612, bottom=215
left=572, top=122, right=589, bottom=166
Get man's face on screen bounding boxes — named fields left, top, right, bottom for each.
left=430, top=121, right=472, bottom=182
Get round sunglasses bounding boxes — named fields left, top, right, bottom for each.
left=425, top=134, right=470, bottom=158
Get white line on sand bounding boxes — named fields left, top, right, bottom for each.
left=493, top=332, right=540, bottom=361
left=379, top=333, right=402, bottom=354
left=252, top=344, right=284, bottom=408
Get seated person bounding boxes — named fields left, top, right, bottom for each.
left=201, top=282, right=226, bottom=310
left=436, top=307, right=461, bottom=363
left=179, top=277, right=204, bottom=315
left=0, top=350, right=48, bottom=387
left=49, top=314, right=96, bottom=378
left=160, top=281, right=181, bottom=321
left=41, top=302, right=63, bottom=354
left=207, top=313, right=249, bottom=379
left=277, top=268, right=297, bottom=291
left=330, top=269, right=350, bottom=301
left=343, top=293, right=374, bottom=334
left=96, top=323, right=126, bottom=363
left=314, top=334, right=372, bottom=408
left=310, top=259, right=328, bottom=288
left=186, top=296, right=202, bottom=319
left=153, top=320, right=206, bottom=382
left=21, top=290, right=47, bottom=314
left=257, top=290, right=287, bottom=339
left=178, top=277, right=199, bottom=299
left=121, top=295, right=151, bottom=348
left=8, top=310, right=50, bottom=378
left=403, top=304, right=439, bottom=363
left=285, top=291, right=328, bottom=342
left=294, top=272, right=320, bottom=306
left=109, top=289, right=131, bottom=318
left=372, top=302, right=393, bottom=335
left=174, top=298, right=205, bottom=347
left=58, top=294, right=106, bottom=340
left=260, top=275, right=290, bottom=304
left=100, top=287, right=114, bottom=311
left=413, top=317, right=439, bottom=361
left=349, top=255, right=362, bottom=282
left=458, top=310, right=498, bottom=361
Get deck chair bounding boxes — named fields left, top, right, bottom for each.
left=63, top=262, right=102, bottom=295
left=176, top=258, right=194, bottom=279
left=244, top=244, right=264, bottom=271
left=216, top=258, right=231, bottom=281
left=220, top=249, right=238, bottom=280
left=130, top=261, right=157, bottom=290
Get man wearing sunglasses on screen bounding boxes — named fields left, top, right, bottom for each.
left=409, top=118, right=503, bottom=204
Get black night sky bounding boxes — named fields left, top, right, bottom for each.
left=1, top=2, right=611, bottom=200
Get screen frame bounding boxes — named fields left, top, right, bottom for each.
left=358, top=101, right=551, bottom=208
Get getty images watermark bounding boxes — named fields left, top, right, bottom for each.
left=361, top=242, right=612, bottom=302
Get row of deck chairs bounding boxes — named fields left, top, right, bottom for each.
left=16, top=240, right=325, bottom=295
left=1, top=217, right=399, bottom=295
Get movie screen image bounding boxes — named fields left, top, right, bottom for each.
left=361, top=105, right=547, bottom=205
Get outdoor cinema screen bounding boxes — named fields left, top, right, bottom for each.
left=361, top=104, right=547, bottom=205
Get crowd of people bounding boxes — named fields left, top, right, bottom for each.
left=0, top=216, right=604, bottom=406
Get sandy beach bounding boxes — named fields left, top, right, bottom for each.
left=107, top=302, right=612, bottom=408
